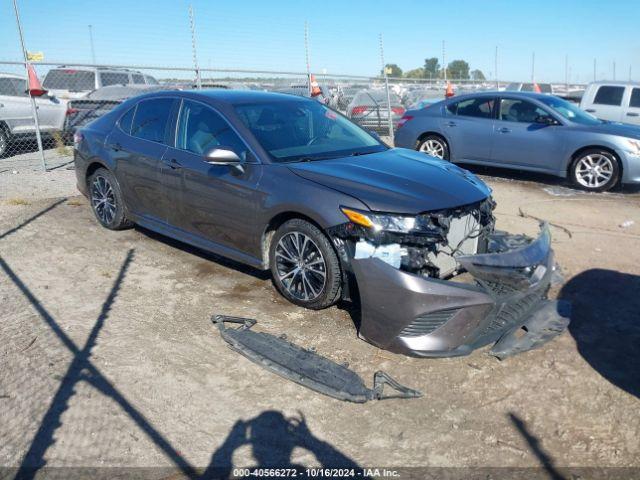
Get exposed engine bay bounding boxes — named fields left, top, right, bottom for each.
left=327, top=197, right=570, bottom=358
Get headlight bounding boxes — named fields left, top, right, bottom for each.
left=625, top=138, right=640, bottom=155
left=341, top=207, right=416, bottom=233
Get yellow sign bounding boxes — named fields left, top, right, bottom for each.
left=27, top=52, right=44, bottom=62
left=384, top=66, right=393, bottom=75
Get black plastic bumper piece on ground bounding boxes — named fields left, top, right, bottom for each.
left=212, top=315, right=422, bottom=403
left=489, top=300, right=571, bottom=359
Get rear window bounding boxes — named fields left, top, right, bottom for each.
left=144, top=75, right=159, bottom=85
left=593, top=86, right=625, bottom=106
left=0, top=77, right=27, bottom=96
left=353, top=91, right=401, bottom=105
left=43, top=69, right=95, bottom=91
left=630, top=88, right=640, bottom=108
left=118, top=106, right=136, bottom=135
left=131, top=98, right=173, bottom=143
left=132, top=74, right=145, bottom=85
left=100, top=72, right=130, bottom=87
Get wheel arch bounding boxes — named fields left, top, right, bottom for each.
left=416, top=131, right=451, bottom=157
left=85, top=160, right=110, bottom=186
left=568, top=145, right=622, bottom=175
left=261, top=211, right=329, bottom=268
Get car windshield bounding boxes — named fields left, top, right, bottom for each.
left=538, top=96, right=602, bottom=125
left=234, top=100, right=386, bottom=162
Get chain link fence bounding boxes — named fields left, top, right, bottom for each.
left=1, top=59, right=584, bottom=171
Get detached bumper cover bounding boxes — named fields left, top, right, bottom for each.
left=352, top=224, right=570, bottom=358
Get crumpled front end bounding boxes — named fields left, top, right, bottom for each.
left=330, top=199, right=570, bottom=358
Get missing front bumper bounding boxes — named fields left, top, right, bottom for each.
left=351, top=224, right=570, bottom=358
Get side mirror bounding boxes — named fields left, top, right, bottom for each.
left=535, top=115, right=559, bottom=126
left=203, top=147, right=244, bottom=173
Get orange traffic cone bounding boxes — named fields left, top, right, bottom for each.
left=533, top=82, right=542, bottom=93
left=445, top=81, right=454, bottom=98
left=27, top=63, right=47, bottom=96
left=309, top=74, right=322, bottom=97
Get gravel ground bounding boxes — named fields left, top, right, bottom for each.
left=1, top=161, right=639, bottom=477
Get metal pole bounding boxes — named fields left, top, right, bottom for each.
left=304, top=21, right=311, bottom=94
left=565, top=55, right=568, bottom=92
left=379, top=34, right=394, bottom=143
left=88, top=25, right=96, bottom=64
left=613, top=61, right=616, bottom=80
left=495, top=46, right=498, bottom=89
left=593, top=58, right=597, bottom=81
left=531, top=52, right=535, bottom=83
left=12, top=0, right=46, bottom=171
left=442, top=40, right=447, bottom=82
left=189, top=4, right=201, bottom=89
left=629, top=65, right=632, bottom=82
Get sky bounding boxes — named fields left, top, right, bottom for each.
left=1, top=0, right=639, bottom=83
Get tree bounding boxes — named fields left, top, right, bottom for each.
left=447, top=60, right=470, bottom=80
left=423, top=57, right=440, bottom=78
left=470, top=69, right=486, bottom=81
left=404, top=68, right=425, bottom=79
left=382, top=63, right=403, bottom=77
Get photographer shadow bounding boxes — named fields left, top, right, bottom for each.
left=559, top=268, right=640, bottom=399
left=202, top=411, right=360, bottom=478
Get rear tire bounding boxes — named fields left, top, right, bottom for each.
left=569, top=149, right=620, bottom=192
left=0, top=127, right=10, bottom=159
left=269, top=219, right=342, bottom=310
left=88, top=167, right=133, bottom=230
left=416, top=134, right=450, bottom=160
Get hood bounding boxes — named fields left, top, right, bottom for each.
left=573, top=121, right=640, bottom=140
left=288, top=148, right=491, bottom=214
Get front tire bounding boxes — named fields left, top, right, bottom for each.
left=416, top=134, right=450, bottom=160
left=269, top=219, right=342, bottom=310
left=570, top=149, right=620, bottom=192
left=88, top=167, right=133, bottom=230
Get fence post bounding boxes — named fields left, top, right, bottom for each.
left=378, top=34, right=394, bottom=143
left=189, top=4, right=202, bottom=89
left=12, top=0, right=46, bottom=171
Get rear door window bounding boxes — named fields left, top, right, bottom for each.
left=42, top=69, right=95, bottom=91
left=131, top=98, right=174, bottom=143
left=593, top=86, right=625, bottom=106
left=447, top=97, right=495, bottom=118
left=118, top=106, right=136, bottom=135
left=100, top=72, right=131, bottom=87
left=629, top=88, right=640, bottom=108
left=132, top=74, right=145, bottom=84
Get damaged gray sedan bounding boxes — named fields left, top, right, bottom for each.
left=75, top=90, right=569, bottom=359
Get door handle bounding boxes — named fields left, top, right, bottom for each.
left=108, top=142, right=122, bottom=151
left=445, top=121, right=457, bottom=127
left=498, top=127, right=511, bottom=133
left=626, top=112, right=639, bottom=117
left=166, top=158, right=182, bottom=170
left=585, top=109, right=596, bottom=113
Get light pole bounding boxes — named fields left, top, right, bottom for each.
left=88, top=24, right=96, bottom=64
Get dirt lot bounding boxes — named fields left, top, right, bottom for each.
left=1, top=165, right=639, bottom=477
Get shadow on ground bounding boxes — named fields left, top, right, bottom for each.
left=559, top=269, right=640, bottom=399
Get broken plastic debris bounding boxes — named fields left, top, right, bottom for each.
left=619, top=220, right=635, bottom=229
left=212, top=315, right=422, bottom=403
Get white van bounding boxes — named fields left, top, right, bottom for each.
left=579, top=81, right=640, bottom=126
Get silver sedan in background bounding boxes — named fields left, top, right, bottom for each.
left=394, top=91, right=640, bottom=192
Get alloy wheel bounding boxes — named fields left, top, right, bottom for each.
left=275, top=232, right=327, bottom=301
left=419, top=139, right=445, bottom=158
left=0, top=131, right=7, bottom=157
left=575, top=154, right=614, bottom=189
left=90, top=175, right=116, bottom=225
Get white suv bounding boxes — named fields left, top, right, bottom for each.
left=0, top=72, right=68, bottom=158
left=580, top=81, right=640, bottom=126
left=42, top=66, right=159, bottom=99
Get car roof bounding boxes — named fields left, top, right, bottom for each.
left=446, top=91, right=554, bottom=101
left=128, top=89, right=315, bottom=106
left=50, top=66, right=141, bottom=74
left=588, top=80, right=640, bottom=87
left=0, top=72, right=25, bottom=80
